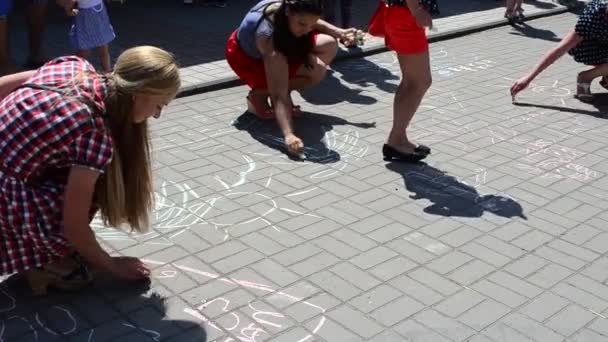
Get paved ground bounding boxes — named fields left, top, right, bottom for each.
left=5, top=0, right=578, bottom=92
left=3, top=10, right=608, bottom=342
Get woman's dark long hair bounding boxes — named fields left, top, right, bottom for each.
left=271, top=0, right=323, bottom=66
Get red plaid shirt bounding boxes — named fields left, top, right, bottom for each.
left=0, top=56, right=113, bottom=275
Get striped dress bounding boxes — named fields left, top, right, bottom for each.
left=0, top=56, right=113, bottom=276
left=69, top=0, right=116, bottom=50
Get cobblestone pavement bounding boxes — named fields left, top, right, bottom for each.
left=3, top=11, right=608, bottom=342
left=5, top=0, right=576, bottom=91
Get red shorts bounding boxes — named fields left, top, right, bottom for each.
left=226, top=30, right=318, bottom=89
left=368, top=2, right=428, bottom=55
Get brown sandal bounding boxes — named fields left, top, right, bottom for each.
left=25, top=254, right=93, bottom=296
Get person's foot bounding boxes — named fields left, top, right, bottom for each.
left=576, top=73, right=593, bottom=100
left=246, top=90, right=274, bottom=119
left=382, top=143, right=429, bottom=162
left=25, top=254, right=93, bottom=296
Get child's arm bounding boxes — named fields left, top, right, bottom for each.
left=511, top=31, right=582, bottom=97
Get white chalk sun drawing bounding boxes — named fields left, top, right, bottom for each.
left=93, top=155, right=321, bottom=244
left=492, top=76, right=572, bottom=106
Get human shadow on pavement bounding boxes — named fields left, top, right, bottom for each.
left=509, top=21, right=561, bottom=42
left=299, top=69, right=379, bottom=105
left=233, top=111, right=375, bottom=162
left=514, top=93, right=608, bottom=119
left=0, top=273, right=207, bottom=341
left=386, top=162, right=527, bottom=219
left=331, top=58, right=400, bottom=94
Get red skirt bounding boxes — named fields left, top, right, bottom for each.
left=226, top=30, right=318, bottom=89
left=368, top=1, right=428, bottom=55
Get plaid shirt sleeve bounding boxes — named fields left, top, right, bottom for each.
left=69, top=129, right=113, bottom=173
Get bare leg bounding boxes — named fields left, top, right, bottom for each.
left=505, top=0, right=516, bottom=18
left=26, top=1, right=48, bottom=66
left=96, top=45, right=111, bottom=73
left=248, top=34, right=338, bottom=115
left=387, top=51, right=432, bottom=154
left=577, top=63, right=608, bottom=96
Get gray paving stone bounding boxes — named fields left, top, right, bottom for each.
left=487, top=272, right=543, bottom=299
left=460, top=242, right=512, bottom=268
left=350, top=285, right=403, bottom=314
left=519, top=292, right=570, bottom=323
left=472, top=280, right=528, bottom=308
left=584, top=233, right=608, bottom=254
left=582, top=258, right=608, bottom=283
left=390, top=275, right=444, bottom=306
left=511, top=230, right=554, bottom=252
left=503, top=313, right=565, bottom=342
left=305, top=318, right=363, bottom=342
left=328, top=305, right=384, bottom=339
left=435, top=289, right=487, bottom=318
left=329, top=262, right=382, bottom=291
left=393, top=320, right=451, bottom=342
left=569, top=329, right=608, bottom=342
left=308, top=271, right=362, bottom=302
left=415, top=309, right=477, bottom=342
left=250, top=259, right=300, bottom=287
left=483, top=322, right=536, bottom=342
left=370, top=295, right=426, bottom=327
left=476, top=236, right=526, bottom=259
left=527, top=264, right=574, bottom=289
left=312, top=235, right=360, bottom=259
left=534, top=246, right=588, bottom=271
left=546, top=304, right=596, bottom=337
left=549, top=239, right=600, bottom=262
left=566, top=274, right=608, bottom=304
left=409, top=268, right=462, bottom=297
left=290, top=252, right=340, bottom=277
left=427, top=251, right=474, bottom=275
left=350, top=246, right=398, bottom=270
left=212, top=249, right=264, bottom=274
left=458, top=299, right=512, bottom=332
left=552, top=283, right=608, bottom=314
left=439, top=226, right=484, bottom=248
left=448, top=260, right=496, bottom=286
left=369, top=256, right=418, bottom=281
left=588, top=317, right=608, bottom=338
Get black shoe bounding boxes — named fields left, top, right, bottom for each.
left=415, top=144, right=431, bottom=155
left=382, top=144, right=428, bottom=163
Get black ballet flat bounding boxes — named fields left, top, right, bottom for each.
left=382, top=144, right=428, bottom=163
left=415, top=144, right=431, bottom=155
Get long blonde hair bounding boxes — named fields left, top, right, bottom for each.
left=97, top=46, right=180, bottom=232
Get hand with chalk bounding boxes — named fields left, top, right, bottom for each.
left=510, top=74, right=532, bottom=102
left=285, top=134, right=304, bottom=157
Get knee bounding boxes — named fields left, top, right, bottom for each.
left=402, top=74, right=432, bottom=94
left=309, top=62, right=328, bottom=85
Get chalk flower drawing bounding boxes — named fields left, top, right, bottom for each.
left=94, top=155, right=321, bottom=244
